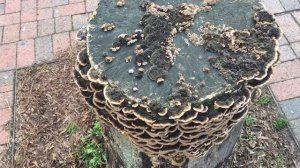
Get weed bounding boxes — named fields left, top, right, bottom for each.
left=64, top=122, right=77, bottom=135
left=273, top=117, right=288, bottom=130
left=88, top=122, right=102, bottom=139
left=275, top=155, right=283, bottom=168
left=244, top=115, right=255, bottom=127
left=78, top=141, right=106, bottom=168
left=258, top=95, right=272, bottom=106
left=77, top=121, right=106, bottom=168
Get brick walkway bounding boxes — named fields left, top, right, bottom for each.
left=0, top=0, right=300, bottom=163
left=262, top=0, right=300, bottom=146
left=0, top=0, right=99, bottom=158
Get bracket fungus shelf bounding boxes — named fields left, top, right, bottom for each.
left=74, top=0, right=281, bottom=167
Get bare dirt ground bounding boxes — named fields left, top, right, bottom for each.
left=0, top=46, right=299, bottom=167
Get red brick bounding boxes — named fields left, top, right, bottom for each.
left=37, top=0, right=68, bottom=9
left=0, top=13, right=20, bottom=26
left=0, top=85, right=13, bottom=93
left=86, top=0, right=99, bottom=12
left=21, top=0, right=37, bottom=11
left=53, top=32, right=70, bottom=55
left=17, top=39, right=35, bottom=67
left=0, top=127, right=9, bottom=145
left=54, top=2, right=85, bottom=17
left=38, top=18, right=54, bottom=36
left=0, top=91, right=13, bottom=109
left=279, top=45, right=297, bottom=62
left=70, top=30, right=79, bottom=47
left=0, top=109, right=10, bottom=126
left=55, top=16, right=72, bottom=33
left=270, top=78, right=300, bottom=101
left=20, top=21, right=37, bottom=40
left=70, top=0, right=84, bottom=3
left=5, top=0, right=21, bottom=13
left=0, top=4, right=4, bottom=15
left=279, top=35, right=288, bottom=46
left=291, top=42, right=300, bottom=57
left=0, top=43, right=16, bottom=71
left=37, top=8, right=53, bottom=20
left=294, top=11, right=300, bottom=24
left=0, top=27, right=3, bottom=42
left=35, top=35, right=54, bottom=63
left=0, top=71, right=14, bottom=87
left=0, top=70, right=13, bottom=94
left=270, top=59, right=300, bottom=83
left=276, top=14, right=300, bottom=43
left=3, top=24, right=20, bottom=43
left=72, top=13, right=89, bottom=30
left=21, top=9, right=37, bottom=23
left=261, top=0, right=284, bottom=14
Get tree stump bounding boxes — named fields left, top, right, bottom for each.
left=74, top=0, right=281, bottom=167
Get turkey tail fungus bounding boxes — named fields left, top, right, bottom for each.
left=74, top=0, right=280, bottom=167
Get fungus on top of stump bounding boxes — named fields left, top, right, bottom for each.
left=74, top=0, right=281, bottom=167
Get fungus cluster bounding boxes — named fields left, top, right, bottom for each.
left=74, top=1, right=280, bottom=167
left=75, top=48, right=255, bottom=166
left=201, top=10, right=280, bottom=84
left=108, top=2, right=217, bottom=83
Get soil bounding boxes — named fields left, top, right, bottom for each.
left=222, top=87, right=300, bottom=168
left=0, top=45, right=299, bottom=167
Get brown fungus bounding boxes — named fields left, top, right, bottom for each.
left=74, top=2, right=278, bottom=167
left=100, top=23, right=115, bottom=31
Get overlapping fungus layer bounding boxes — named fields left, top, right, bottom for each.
left=203, top=10, right=280, bottom=84
left=109, top=2, right=213, bottom=82
left=74, top=3, right=280, bottom=167
left=74, top=48, right=258, bottom=166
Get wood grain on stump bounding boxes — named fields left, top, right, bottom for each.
left=74, top=0, right=281, bottom=167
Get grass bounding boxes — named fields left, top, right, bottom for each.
left=258, top=95, right=272, bottom=106
left=244, top=115, right=255, bottom=127
left=77, top=121, right=106, bottom=168
left=273, top=117, right=288, bottom=131
left=275, top=155, right=283, bottom=168
left=88, top=121, right=102, bottom=139
left=64, top=122, right=78, bottom=135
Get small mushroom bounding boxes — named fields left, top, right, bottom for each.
left=116, top=0, right=125, bottom=7
left=100, top=23, right=115, bottom=31
left=125, top=55, right=133, bottom=63
left=105, top=56, right=113, bottom=63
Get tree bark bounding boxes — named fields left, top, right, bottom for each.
left=103, top=121, right=243, bottom=168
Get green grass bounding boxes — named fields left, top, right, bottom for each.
left=258, top=95, right=272, bottom=106
left=275, top=155, right=283, bottom=168
left=77, top=121, right=106, bottom=168
left=64, top=122, right=77, bottom=135
left=88, top=122, right=102, bottom=139
left=273, top=117, right=288, bottom=130
left=244, top=115, right=255, bottom=127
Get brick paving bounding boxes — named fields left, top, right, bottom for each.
left=263, top=0, right=300, bottom=146
left=0, top=0, right=99, bottom=162
left=0, top=0, right=299, bottom=164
